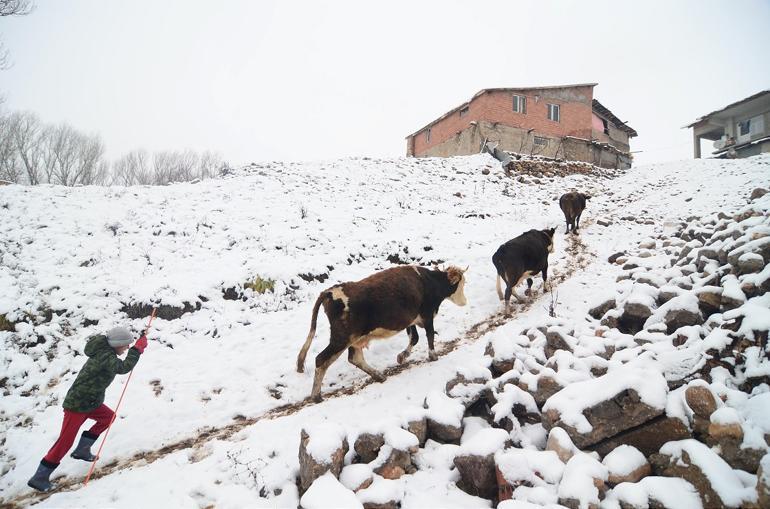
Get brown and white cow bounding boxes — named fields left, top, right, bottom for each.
left=559, top=191, right=591, bottom=234
left=296, top=265, right=468, bottom=401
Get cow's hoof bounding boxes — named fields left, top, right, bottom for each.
left=396, top=353, right=408, bottom=364
left=428, top=351, right=438, bottom=362
left=312, top=394, right=323, bottom=403
left=524, top=289, right=531, bottom=297
left=372, top=373, right=386, bottom=383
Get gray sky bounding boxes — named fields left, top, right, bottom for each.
left=2, top=0, right=769, bottom=167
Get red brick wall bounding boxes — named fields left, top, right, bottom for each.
left=410, top=86, right=596, bottom=156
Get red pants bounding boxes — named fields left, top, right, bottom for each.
left=43, top=404, right=114, bottom=464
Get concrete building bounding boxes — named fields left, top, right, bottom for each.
left=405, top=83, right=637, bottom=169
left=687, top=90, right=770, bottom=159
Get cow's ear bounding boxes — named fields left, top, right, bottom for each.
left=549, top=227, right=557, bottom=236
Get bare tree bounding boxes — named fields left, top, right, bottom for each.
left=0, top=0, right=34, bottom=70
left=9, top=111, right=43, bottom=184
left=0, top=113, right=22, bottom=182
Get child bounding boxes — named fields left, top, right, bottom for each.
left=28, top=326, right=148, bottom=492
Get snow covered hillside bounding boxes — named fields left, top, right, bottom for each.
left=0, top=153, right=769, bottom=508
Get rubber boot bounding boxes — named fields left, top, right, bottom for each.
left=70, top=431, right=98, bottom=461
left=27, top=459, right=57, bottom=492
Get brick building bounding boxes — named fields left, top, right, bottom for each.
left=405, top=83, right=637, bottom=169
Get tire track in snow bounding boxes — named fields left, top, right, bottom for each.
left=3, top=226, right=595, bottom=508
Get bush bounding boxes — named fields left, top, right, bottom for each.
left=244, top=276, right=275, bottom=294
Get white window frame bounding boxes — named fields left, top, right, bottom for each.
left=547, top=103, right=560, bottom=122
left=513, top=94, right=527, bottom=114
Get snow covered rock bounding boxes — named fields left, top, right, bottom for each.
left=542, top=369, right=668, bottom=448
left=495, top=448, right=566, bottom=502
left=545, top=427, right=578, bottom=464
left=557, top=453, right=608, bottom=509
left=405, top=417, right=428, bottom=447
left=530, top=375, right=565, bottom=407
left=453, top=428, right=511, bottom=500
left=588, top=297, right=616, bottom=320
left=708, top=407, right=743, bottom=441
left=602, top=445, right=651, bottom=486
left=371, top=427, right=419, bottom=480
left=650, top=439, right=758, bottom=508
left=661, top=295, right=703, bottom=334
left=695, top=286, right=722, bottom=316
left=299, top=425, right=350, bottom=493
left=300, top=472, right=363, bottom=509
left=738, top=252, right=765, bottom=275
left=544, top=327, right=574, bottom=359
left=354, top=432, right=385, bottom=464
left=339, top=464, right=374, bottom=492
left=424, top=391, right=465, bottom=444
left=604, top=476, right=702, bottom=509
left=355, top=477, right=402, bottom=509
left=589, top=416, right=691, bottom=459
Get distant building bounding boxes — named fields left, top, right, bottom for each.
left=405, top=83, right=637, bottom=169
left=687, top=90, right=770, bottom=159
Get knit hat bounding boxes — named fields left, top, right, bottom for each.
left=106, top=326, right=133, bottom=347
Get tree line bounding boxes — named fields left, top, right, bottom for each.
left=0, top=111, right=228, bottom=186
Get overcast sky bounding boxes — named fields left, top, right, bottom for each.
left=2, top=0, right=769, bottom=167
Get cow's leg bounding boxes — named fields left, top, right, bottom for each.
left=397, top=326, right=419, bottom=364
left=496, top=273, right=505, bottom=301
left=525, top=277, right=534, bottom=297
left=574, top=212, right=582, bottom=233
left=424, top=317, right=438, bottom=361
left=348, top=346, right=385, bottom=382
left=565, top=217, right=571, bottom=234
left=311, top=343, right=345, bottom=402
left=541, top=265, right=549, bottom=292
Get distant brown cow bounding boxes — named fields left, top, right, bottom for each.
left=559, top=192, right=591, bottom=234
left=296, top=265, right=468, bottom=401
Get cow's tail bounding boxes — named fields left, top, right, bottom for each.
left=296, top=291, right=329, bottom=373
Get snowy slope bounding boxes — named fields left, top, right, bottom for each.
left=0, top=153, right=768, bottom=507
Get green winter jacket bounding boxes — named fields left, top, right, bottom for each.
left=62, top=335, right=141, bottom=413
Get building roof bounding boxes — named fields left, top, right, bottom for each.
left=406, top=83, right=639, bottom=139
left=685, top=89, right=770, bottom=128
left=592, top=99, right=637, bottom=137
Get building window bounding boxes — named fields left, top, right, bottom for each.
left=513, top=95, right=527, bottom=114
left=426, top=128, right=431, bottom=143
left=738, top=119, right=751, bottom=136
left=601, top=118, right=610, bottom=135
left=533, top=136, right=548, bottom=146
left=547, top=104, right=560, bottom=122
left=459, top=106, right=469, bottom=118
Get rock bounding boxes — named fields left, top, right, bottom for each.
left=663, top=308, right=703, bottom=334
left=298, top=427, right=349, bottom=494
left=597, top=219, right=611, bottom=227
left=354, top=433, right=385, bottom=463
left=620, top=301, right=653, bottom=335
left=608, top=252, right=625, bottom=264
left=406, top=418, right=427, bottom=447
left=424, top=392, right=464, bottom=444
left=750, top=187, right=768, bottom=200
left=557, top=454, right=608, bottom=509
left=546, top=427, right=577, bottom=463
left=339, top=464, right=374, bottom=492
left=589, top=298, right=616, bottom=319
left=638, top=251, right=653, bottom=259
left=542, top=371, right=667, bottom=448
left=738, top=252, right=765, bottom=274
left=589, top=416, right=691, bottom=458
left=708, top=421, right=743, bottom=441
left=639, top=238, right=656, bottom=249
left=684, top=385, right=717, bottom=419
left=758, top=454, right=770, bottom=508
left=454, top=454, right=498, bottom=500
left=545, top=327, right=573, bottom=358
left=529, top=375, right=564, bottom=407
left=374, top=448, right=412, bottom=480
left=710, top=437, right=766, bottom=473
left=603, top=445, right=651, bottom=486
left=651, top=440, right=748, bottom=508
left=481, top=168, right=491, bottom=175
left=696, top=287, right=722, bottom=315
left=657, top=287, right=681, bottom=306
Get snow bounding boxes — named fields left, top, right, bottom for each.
left=304, top=422, right=348, bottom=463
left=356, top=477, right=402, bottom=505
left=339, top=464, right=373, bottom=492
left=557, top=453, right=607, bottom=506
left=659, top=439, right=757, bottom=507
left=602, top=445, right=647, bottom=477
left=710, top=407, right=741, bottom=425
left=458, top=428, right=510, bottom=457
left=0, top=154, right=769, bottom=507
left=542, top=368, right=667, bottom=434
left=300, top=472, right=362, bottom=509
left=606, top=477, right=703, bottom=509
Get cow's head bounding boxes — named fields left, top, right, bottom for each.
left=445, top=265, right=468, bottom=306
